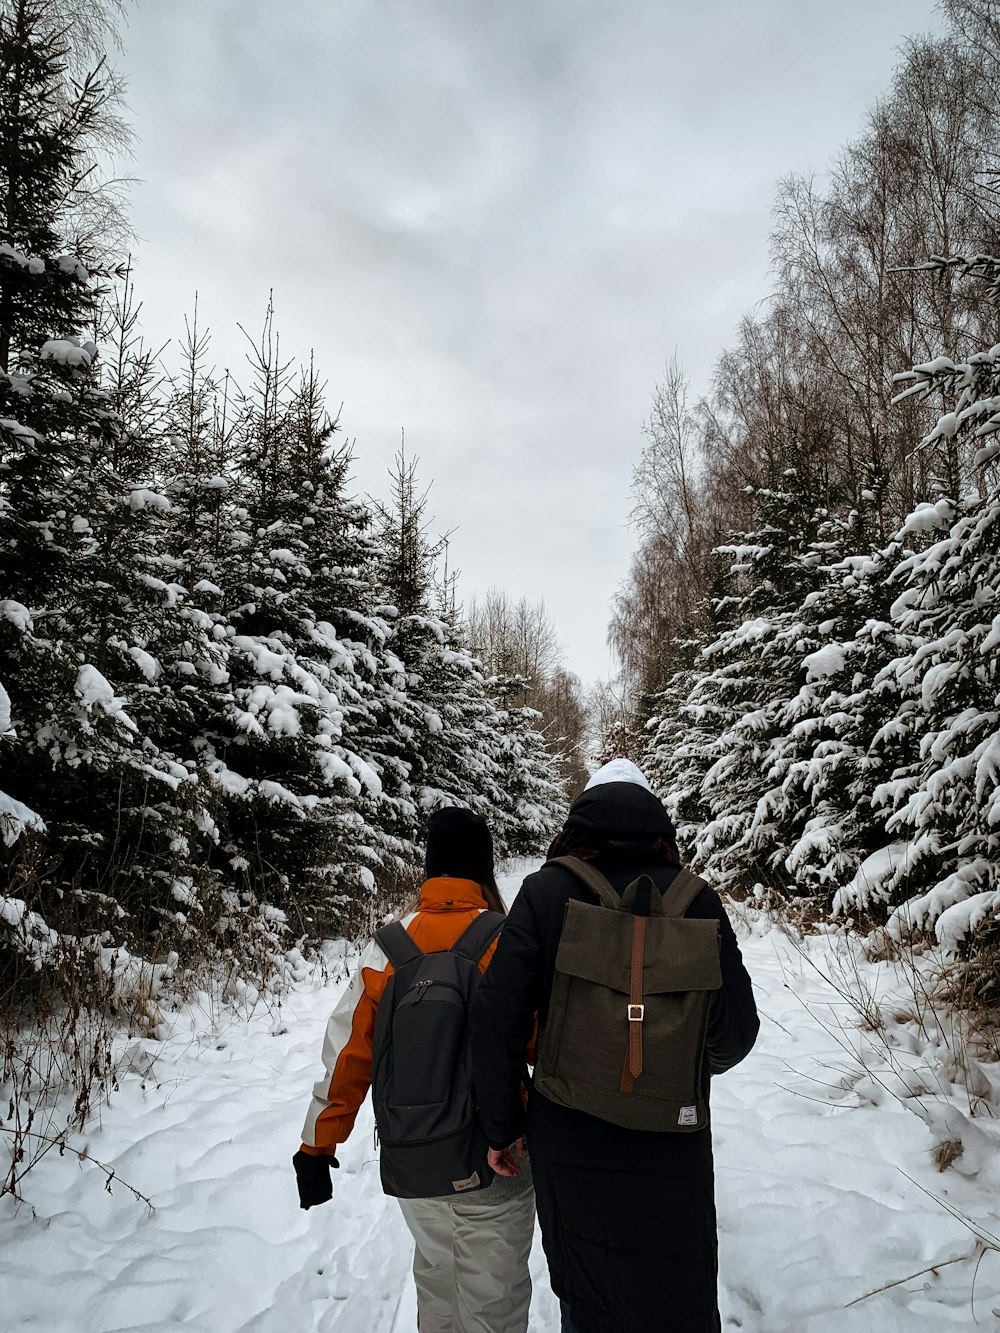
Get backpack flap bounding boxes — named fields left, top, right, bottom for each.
left=556, top=902, right=722, bottom=995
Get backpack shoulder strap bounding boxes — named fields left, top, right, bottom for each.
left=545, top=856, right=621, bottom=910
left=451, top=910, right=504, bottom=963
left=661, top=867, right=707, bottom=918
left=375, top=920, right=424, bottom=968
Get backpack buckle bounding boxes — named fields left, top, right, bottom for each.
left=628, top=1004, right=644, bottom=1022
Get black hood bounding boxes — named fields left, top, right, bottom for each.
left=547, top=780, right=680, bottom=866
left=562, top=781, right=676, bottom=841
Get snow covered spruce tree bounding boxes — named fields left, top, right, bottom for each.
left=643, top=656, right=723, bottom=857
left=646, top=471, right=843, bottom=896
left=760, top=516, right=920, bottom=907
left=162, top=306, right=418, bottom=938
left=484, top=672, right=565, bottom=856
left=831, top=255, right=1000, bottom=995
left=373, top=451, right=561, bottom=857
left=0, top=1, right=206, bottom=976
left=373, top=452, right=504, bottom=826
left=753, top=484, right=973, bottom=923
left=644, top=480, right=940, bottom=914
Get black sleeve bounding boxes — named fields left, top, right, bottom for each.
left=471, top=879, right=545, bottom=1149
left=698, top=891, right=759, bottom=1075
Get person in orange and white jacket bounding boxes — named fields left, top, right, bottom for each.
left=293, top=807, right=535, bottom=1333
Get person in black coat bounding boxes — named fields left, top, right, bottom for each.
left=471, top=760, right=759, bottom=1333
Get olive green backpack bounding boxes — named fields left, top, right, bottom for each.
left=533, top=857, right=722, bottom=1132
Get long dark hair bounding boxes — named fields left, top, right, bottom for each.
left=479, top=871, right=506, bottom=916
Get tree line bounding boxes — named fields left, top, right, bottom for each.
left=0, top=0, right=576, bottom=1018
left=611, top=0, right=1000, bottom=999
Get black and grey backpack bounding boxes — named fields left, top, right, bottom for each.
left=371, top=911, right=503, bottom=1199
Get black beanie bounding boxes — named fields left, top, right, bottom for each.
left=424, top=807, right=494, bottom=882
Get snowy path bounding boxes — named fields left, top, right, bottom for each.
left=4, top=867, right=1000, bottom=1331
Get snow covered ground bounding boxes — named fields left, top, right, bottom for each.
left=3, top=862, right=1000, bottom=1331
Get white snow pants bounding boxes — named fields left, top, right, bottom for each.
left=397, top=1170, right=534, bottom=1333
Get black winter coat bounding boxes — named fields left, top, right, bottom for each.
left=472, top=783, right=759, bottom=1333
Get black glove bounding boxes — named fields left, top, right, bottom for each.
left=293, top=1149, right=338, bottom=1210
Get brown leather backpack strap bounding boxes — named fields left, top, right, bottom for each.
left=620, top=913, right=647, bottom=1093
left=660, top=867, right=707, bottom=918
left=545, top=856, right=621, bottom=910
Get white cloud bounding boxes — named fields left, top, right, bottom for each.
left=121, top=0, right=942, bottom=683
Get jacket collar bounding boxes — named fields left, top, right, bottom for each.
left=418, top=876, right=487, bottom=910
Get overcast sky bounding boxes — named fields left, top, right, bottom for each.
left=119, top=0, right=942, bottom=687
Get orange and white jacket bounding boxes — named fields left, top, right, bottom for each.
left=299, top=876, right=500, bottom=1157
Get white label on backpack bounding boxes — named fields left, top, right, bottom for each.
left=452, top=1172, right=481, bottom=1192
left=678, top=1106, right=698, bottom=1127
